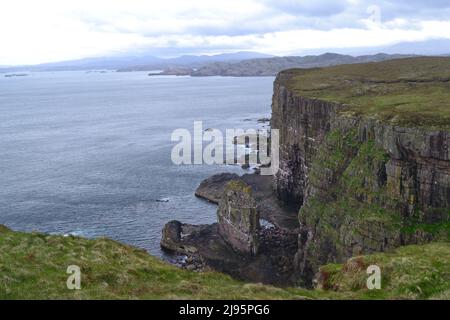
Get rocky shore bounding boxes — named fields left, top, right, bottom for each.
left=162, top=173, right=301, bottom=286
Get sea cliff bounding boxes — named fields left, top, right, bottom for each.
left=271, top=57, right=450, bottom=283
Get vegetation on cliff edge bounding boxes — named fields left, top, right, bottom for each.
left=319, top=242, right=450, bottom=299
left=0, top=225, right=449, bottom=299
left=282, top=57, right=450, bottom=130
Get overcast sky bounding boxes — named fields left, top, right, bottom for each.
left=1, top=0, right=450, bottom=65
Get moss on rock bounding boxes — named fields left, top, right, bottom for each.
left=296, top=127, right=448, bottom=282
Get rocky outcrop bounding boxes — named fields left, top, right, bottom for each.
left=160, top=219, right=299, bottom=285
left=160, top=220, right=183, bottom=252
left=217, top=180, right=260, bottom=255
left=195, top=173, right=299, bottom=231
left=160, top=221, right=202, bottom=255
left=271, top=68, right=450, bottom=284
left=161, top=175, right=300, bottom=285
left=195, top=173, right=241, bottom=204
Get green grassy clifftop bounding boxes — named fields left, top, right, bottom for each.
left=280, top=57, right=450, bottom=130
left=0, top=225, right=449, bottom=299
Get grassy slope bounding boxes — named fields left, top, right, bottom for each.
left=282, top=57, right=450, bottom=130
left=1, top=225, right=448, bottom=300
left=0, top=225, right=316, bottom=300
left=319, top=242, right=450, bottom=300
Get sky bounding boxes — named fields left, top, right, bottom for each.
left=1, top=0, right=450, bottom=65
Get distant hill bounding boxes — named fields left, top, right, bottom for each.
left=0, top=55, right=163, bottom=72
left=190, top=53, right=417, bottom=77
left=0, top=51, right=273, bottom=72
left=117, top=51, right=274, bottom=71
left=366, top=39, right=450, bottom=56
left=0, top=52, right=430, bottom=76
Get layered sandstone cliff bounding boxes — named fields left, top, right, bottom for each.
left=271, top=58, right=450, bottom=284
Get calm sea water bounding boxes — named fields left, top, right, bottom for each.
left=0, top=71, right=274, bottom=257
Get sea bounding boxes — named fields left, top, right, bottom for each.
left=0, top=70, right=274, bottom=257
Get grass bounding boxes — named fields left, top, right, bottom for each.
left=0, top=225, right=316, bottom=300
left=319, top=242, right=450, bottom=299
left=0, top=224, right=449, bottom=299
left=280, top=57, right=450, bottom=130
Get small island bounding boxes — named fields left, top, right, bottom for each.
left=4, top=73, right=28, bottom=78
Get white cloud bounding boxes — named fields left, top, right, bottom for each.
left=0, top=0, right=449, bottom=65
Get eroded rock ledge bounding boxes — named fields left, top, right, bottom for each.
left=194, top=173, right=240, bottom=204
left=161, top=174, right=300, bottom=286
left=196, top=173, right=299, bottom=231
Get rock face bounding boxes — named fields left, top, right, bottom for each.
left=195, top=172, right=299, bottom=231
left=160, top=220, right=183, bottom=252
left=271, top=68, right=450, bottom=284
left=217, top=180, right=260, bottom=255
left=195, top=173, right=241, bottom=204
left=271, top=78, right=338, bottom=208
left=161, top=174, right=301, bottom=285
left=162, top=58, right=448, bottom=287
